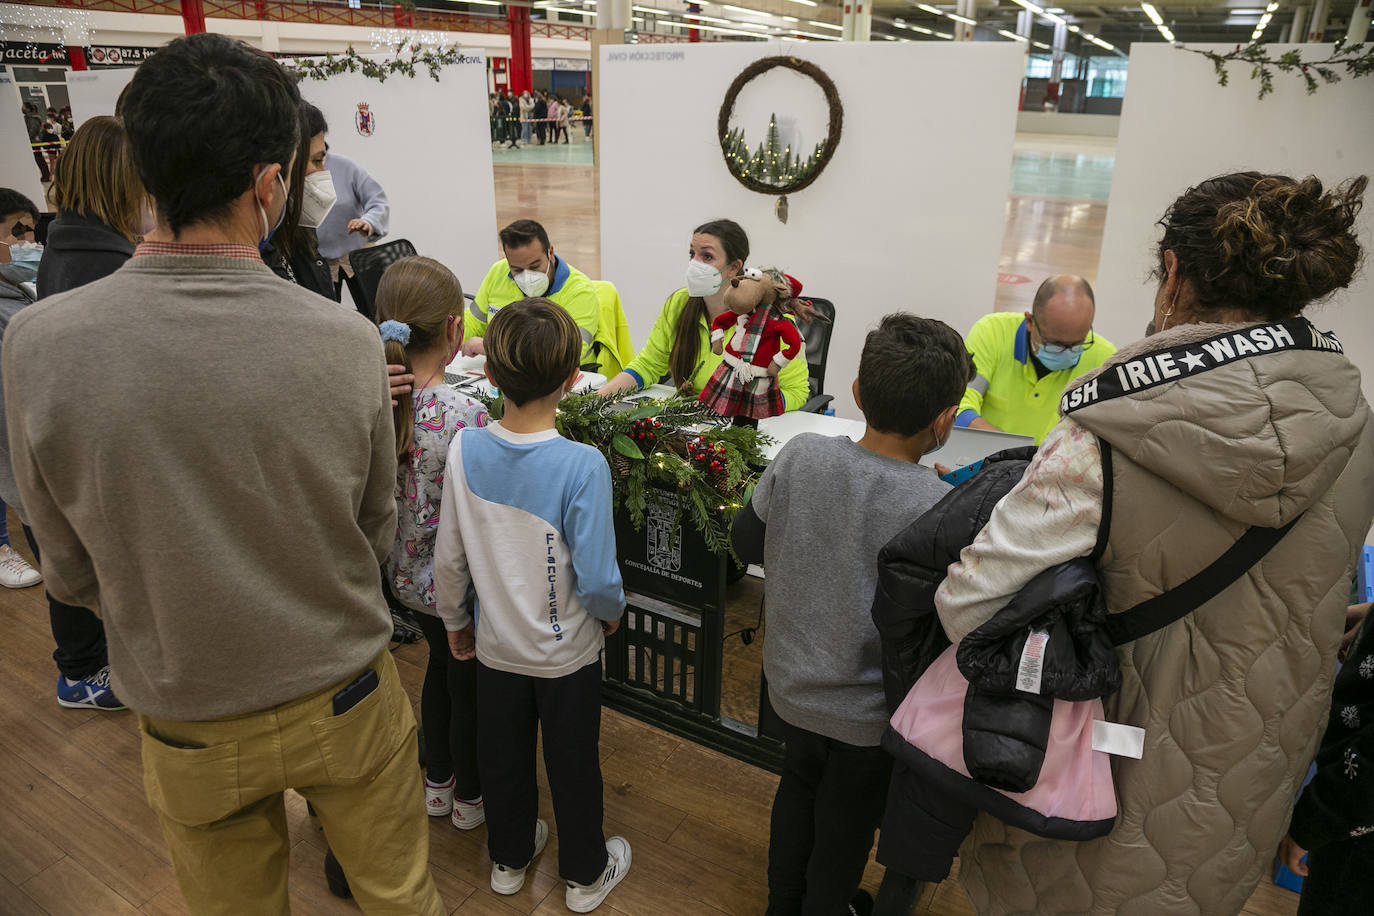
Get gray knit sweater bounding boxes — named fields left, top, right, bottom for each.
left=3, top=249, right=397, bottom=719
left=747, top=433, right=951, bottom=746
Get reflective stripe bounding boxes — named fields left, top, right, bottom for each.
left=968, top=374, right=991, bottom=396
left=579, top=325, right=593, bottom=345
left=468, top=300, right=489, bottom=322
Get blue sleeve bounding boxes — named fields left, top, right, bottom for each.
left=956, top=408, right=980, bottom=427
left=355, top=167, right=390, bottom=239
left=564, top=456, right=626, bottom=621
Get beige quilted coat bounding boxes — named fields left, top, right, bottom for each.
left=955, top=320, right=1374, bottom=916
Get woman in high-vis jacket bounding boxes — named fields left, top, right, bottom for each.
left=928, top=172, right=1374, bottom=916
left=596, top=218, right=809, bottom=410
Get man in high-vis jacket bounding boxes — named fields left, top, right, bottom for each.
left=956, top=275, right=1116, bottom=444
left=462, top=219, right=599, bottom=366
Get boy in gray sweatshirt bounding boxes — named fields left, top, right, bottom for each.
left=731, top=313, right=975, bottom=916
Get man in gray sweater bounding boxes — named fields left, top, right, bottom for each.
left=3, top=34, right=442, bottom=916
left=731, top=314, right=975, bottom=916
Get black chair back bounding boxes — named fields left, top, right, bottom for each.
left=349, top=239, right=418, bottom=319
left=796, top=297, right=836, bottom=399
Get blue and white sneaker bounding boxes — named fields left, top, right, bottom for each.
left=56, top=666, right=126, bottom=710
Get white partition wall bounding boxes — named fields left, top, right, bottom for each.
left=598, top=41, right=1024, bottom=418
left=65, top=57, right=499, bottom=296
left=1096, top=43, right=1374, bottom=402
left=299, top=57, right=498, bottom=294
left=1, top=75, right=47, bottom=208
left=66, top=68, right=135, bottom=125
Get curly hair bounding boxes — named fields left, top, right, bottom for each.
left=1155, top=171, right=1366, bottom=321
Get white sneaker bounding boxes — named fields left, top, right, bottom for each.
left=0, top=544, right=41, bottom=589
left=490, top=818, right=547, bottom=895
left=452, top=795, right=486, bottom=830
left=425, top=775, right=455, bottom=817
left=565, top=837, right=632, bottom=913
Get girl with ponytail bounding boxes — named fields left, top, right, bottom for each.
left=376, top=256, right=489, bottom=828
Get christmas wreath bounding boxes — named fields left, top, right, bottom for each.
left=718, top=55, right=844, bottom=223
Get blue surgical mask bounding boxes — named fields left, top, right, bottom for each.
left=1036, top=344, right=1083, bottom=372
left=0, top=242, right=42, bottom=286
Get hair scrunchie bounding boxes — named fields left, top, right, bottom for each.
left=378, top=320, right=412, bottom=346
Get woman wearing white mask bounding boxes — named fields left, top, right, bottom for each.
left=597, top=219, right=810, bottom=410
left=260, top=102, right=334, bottom=299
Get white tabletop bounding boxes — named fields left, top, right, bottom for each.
left=443, top=354, right=606, bottom=399
left=758, top=412, right=1034, bottom=468
left=758, top=412, right=866, bottom=460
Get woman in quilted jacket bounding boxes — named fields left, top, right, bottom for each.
left=934, top=172, right=1374, bottom=916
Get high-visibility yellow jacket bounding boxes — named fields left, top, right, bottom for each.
left=466, top=255, right=599, bottom=364
left=622, top=288, right=809, bottom=411
left=957, top=311, right=1116, bottom=444
left=591, top=280, right=636, bottom=378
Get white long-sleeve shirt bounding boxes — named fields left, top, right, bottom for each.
left=433, top=423, right=625, bottom=678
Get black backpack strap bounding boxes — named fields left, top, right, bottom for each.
left=1103, top=513, right=1304, bottom=646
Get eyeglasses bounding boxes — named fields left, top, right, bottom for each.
left=9, top=221, right=35, bottom=239
left=1032, top=315, right=1094, bottom=355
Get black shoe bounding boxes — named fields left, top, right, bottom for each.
left=324, top=847, right=352, bottom=900
left=848, top=890, right=874, bottom=916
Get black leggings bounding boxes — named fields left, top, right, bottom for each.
left=413, top=611, right=480, bottom=799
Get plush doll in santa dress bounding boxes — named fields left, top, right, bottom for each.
left=699, top=267, right=806, bottom=423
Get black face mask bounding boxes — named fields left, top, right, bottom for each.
left=1144, top=319, right=1157, bottom=337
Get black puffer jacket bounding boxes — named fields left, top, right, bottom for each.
left=957, top=557, right=1120, bottom=791
left=871, top=447, right=1036, bottom=711
left=871, top=448, right=1121, bottom=882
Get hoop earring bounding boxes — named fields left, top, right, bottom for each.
left=1160, top=299, right=1177, bottom=332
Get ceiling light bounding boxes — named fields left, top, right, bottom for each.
left=998, top=29, right=1029, bottom=42
left=1011, top=0, right=1046, bottom=14
left=1140, top=4, right=1164, bottom=26
left=947, top=13, right=977, bottom=24
left=790, top=28, right=843, bottom=39
left=806, top=20, right=844, bottom=30
left=784, top=0, right=819, bottom=6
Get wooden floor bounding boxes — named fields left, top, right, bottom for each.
left=0, top=155, right=1302, bottom=915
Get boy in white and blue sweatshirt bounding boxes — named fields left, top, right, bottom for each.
left=434, top=298, right=631, bottom=913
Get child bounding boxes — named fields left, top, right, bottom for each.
left=377, top=256, right=489, bottom=828
left=1278, top=601, right=1374, bottom=916
left=730, top=313, right=976, bottom=916
left=434, top=298, right=631, bottom=913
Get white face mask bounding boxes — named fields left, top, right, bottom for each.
left=299, top=171, right=337, bottom=229
left=686, top=259, right=724, bottom=297
left=513, top=268, right=550, bottom=298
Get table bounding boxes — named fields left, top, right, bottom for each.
left=443, top=354, right=606, bottom=399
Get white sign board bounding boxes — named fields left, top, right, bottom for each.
left=599, top=41, right=1023, bottom=418
left=62, top=56, right=500, bottom=298
left=0, top=75, right=45, bottom=208
left=1095, top=43, right=1374, bottom=403
left=66, top=68, right=136, bottom=125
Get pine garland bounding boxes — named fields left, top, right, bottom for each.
left=1180, top=37, right=1372, bottom=100
left=471, top=391, right=770, bottom=555
left=549, top=394, right=771, bottom=557
left=286, top=42, right=480, bottom=84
